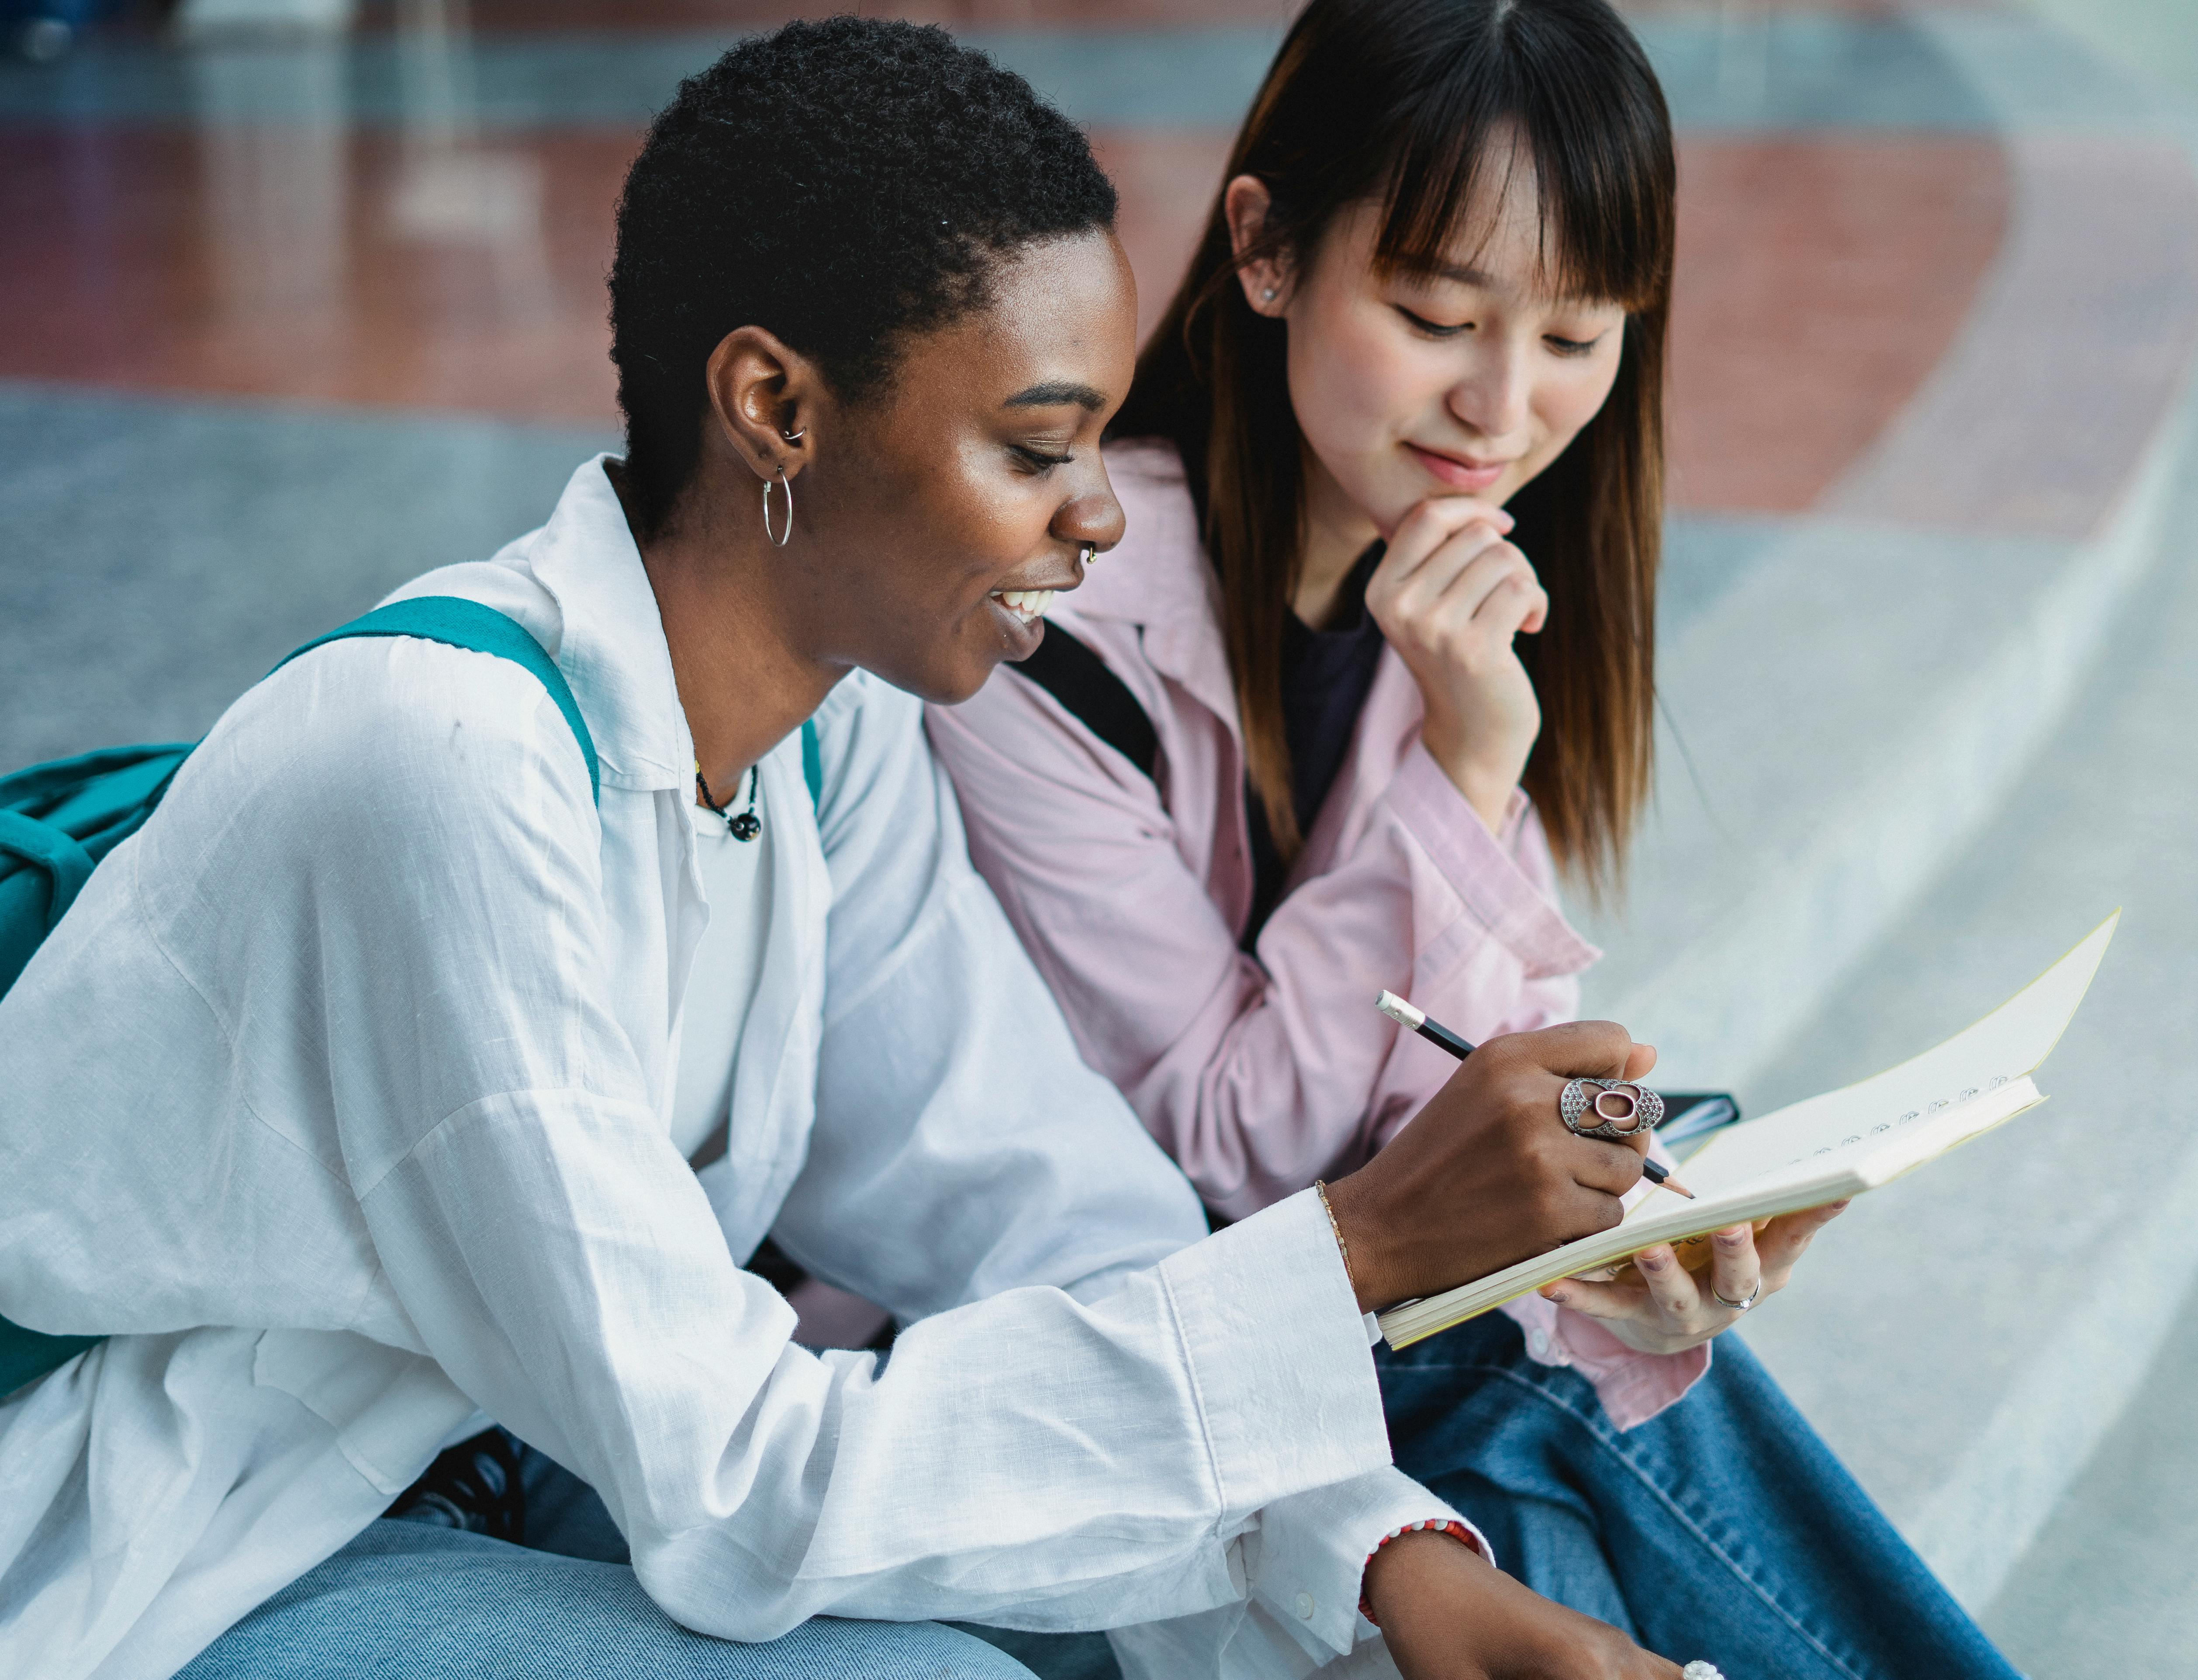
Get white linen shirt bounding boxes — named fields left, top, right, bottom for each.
left=0, top=459, right=1467, bottom=1680
left=671, top=803, right=774, bottom=1159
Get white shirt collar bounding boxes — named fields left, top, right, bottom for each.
left=518, top=454, right=691, bottom=792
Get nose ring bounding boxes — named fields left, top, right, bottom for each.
left=1078, top=543, right=1097, bottom=568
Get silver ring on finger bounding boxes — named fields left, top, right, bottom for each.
left=1711, top=1279, right=1761, bottom=1312
left=1558, top=1079, right=1665, bottom=1143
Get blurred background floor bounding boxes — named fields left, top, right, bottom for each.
left=3, top=3, right=2194, bottom=1675
left=0, top=0, right=2037, bottom=760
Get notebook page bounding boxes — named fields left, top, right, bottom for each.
left=1664, top=912, right=2115, bottom=1201
left=1375, top=913, right=2116, bottom=1349
left=1626, top=1075, right=2041, bottom=1235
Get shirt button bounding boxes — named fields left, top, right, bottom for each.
left=1528, top=1330, right=1550, bottom=1359
left=1294, top=1590, right=1316, bottom=1621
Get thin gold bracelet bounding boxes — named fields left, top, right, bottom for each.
left=1313, top=1179, right=1357, bottom=1293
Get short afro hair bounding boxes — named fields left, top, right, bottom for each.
left=609, top=18, right=1119, bottom=536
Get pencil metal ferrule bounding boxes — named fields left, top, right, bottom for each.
left=1375, top=991, right=1476, bottom=1060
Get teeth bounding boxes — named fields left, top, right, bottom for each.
left=991, top=589, right=1056, bottom=622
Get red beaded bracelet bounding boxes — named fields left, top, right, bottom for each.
left=1359, top=1519, right=1479, bottom=1625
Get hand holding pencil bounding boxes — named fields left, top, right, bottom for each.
left=1354, top=993, right=1851, bottom=1362
left=1317, top=1019, right=1670, bottom=1314
left=1374, top=991, right=1695, bottom=1199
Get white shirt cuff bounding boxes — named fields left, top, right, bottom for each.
left=1252, top=1466, right=1483, bottom=1662
left=1155, top=1189, right=1396, bottom=1516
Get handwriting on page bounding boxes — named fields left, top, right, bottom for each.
left=1778, top=1075, right=2011, bottom=1168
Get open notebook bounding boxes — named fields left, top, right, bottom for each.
left=1376, top=912, right=2120, bottom=1351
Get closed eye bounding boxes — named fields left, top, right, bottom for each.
left=1396, top=305, right=1470, bottom=339
left=1011, top=444, right=1073, bottom=472
left=1544, top=333, right=1604, bottom=357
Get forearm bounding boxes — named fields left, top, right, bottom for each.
left=379, top=1123, right=1393, bottom=1640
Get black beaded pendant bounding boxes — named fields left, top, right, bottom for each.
left=697, top=763, right=763, bottom=841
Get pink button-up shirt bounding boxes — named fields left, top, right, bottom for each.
left=927, top=442, right=1704, bottom=1427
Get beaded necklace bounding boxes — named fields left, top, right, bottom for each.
left=695, top=762, right=761, bottom=840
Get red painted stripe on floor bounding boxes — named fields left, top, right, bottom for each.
left=1, top=123, right=2020, bottom=527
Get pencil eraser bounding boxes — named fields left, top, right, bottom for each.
left=1375, top=990, right=1425, bottom=1029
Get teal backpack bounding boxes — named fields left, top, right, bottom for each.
left=0, top=595, right=820, bottom=1399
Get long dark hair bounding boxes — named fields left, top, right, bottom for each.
left=1111, top=0, right=1674, bottom=888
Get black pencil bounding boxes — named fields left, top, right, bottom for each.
left=1373, top=991, right=1695, bottom=1199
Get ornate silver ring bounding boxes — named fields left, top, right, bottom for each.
left=1559, top=1079, right=1665, bottom=1142
left=1712, top=1279, right=1762, bottom=1312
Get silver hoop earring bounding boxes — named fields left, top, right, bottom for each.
left=762, top=467, right=793, bottom=547
left=781, top=425, right=805, bottom=442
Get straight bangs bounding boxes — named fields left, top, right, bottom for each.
left=1373, top=12, right=1673, bottom=314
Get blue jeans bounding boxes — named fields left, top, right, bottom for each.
left=1378, top=1314, right=2025, bottom=1680
left=181, top=1445, right=1045, bottom=1680
left=185, top=1320, right=2017, bottom=1680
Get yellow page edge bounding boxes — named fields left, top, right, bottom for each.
left=1379, top=1092, right=2048, bottom=1349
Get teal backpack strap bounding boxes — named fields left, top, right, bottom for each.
left=800, top=719, right=822, bottom=811
left=0, top=1327, right=100, bottom=1403
left=276, top=598, right=600, bottom=804
left=0, top=810, right=95, bottom=936
left=0, top=597, right=605, bottom=1403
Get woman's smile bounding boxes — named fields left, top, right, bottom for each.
left=985, top=570, right=1078, bottom=653
left=986, top=590, right=1052, bottom=654
left=984, top=543, right=1090, bottom=650
left=989, top=587, right=1059, bottom=626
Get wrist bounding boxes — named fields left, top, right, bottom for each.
left=1417, top=717, right=1523, bottom=834
left=1360, top=1521, right=1483, bottom=1627
left=1318, top=1171, right=1399, bottom=1314
left=1451, top=770, right=1516, bottom=837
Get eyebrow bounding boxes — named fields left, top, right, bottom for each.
left=1003, top=381, right=1107, bottom=412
